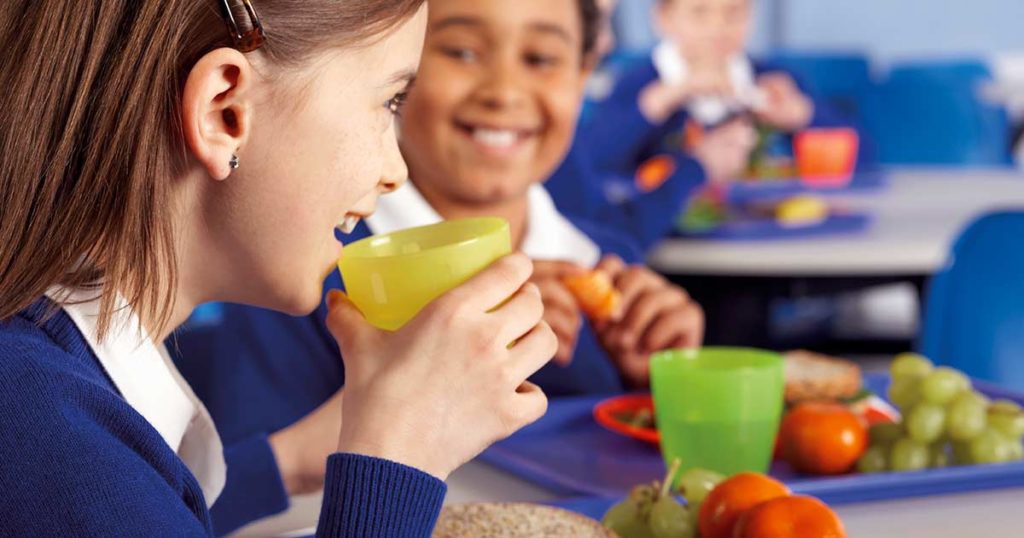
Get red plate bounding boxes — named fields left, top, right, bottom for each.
left=593, top=394, right=660, bottom=444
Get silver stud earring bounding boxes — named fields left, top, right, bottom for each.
left=229, top=154, right=240, bottom=170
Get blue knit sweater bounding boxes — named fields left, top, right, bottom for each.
left=0, top=299, right=446, bottom=536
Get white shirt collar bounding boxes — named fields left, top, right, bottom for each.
left=652, top=41, right=765, bottom=125
left=366, top=182, right=602, bottom=268
left=46, top=287, right=226, bottom=506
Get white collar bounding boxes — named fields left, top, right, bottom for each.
left=366, top=182, right=601, bottom=268
left=46, top=287, right=226, bottom=506
left=652, top=41, right=765, bottom=125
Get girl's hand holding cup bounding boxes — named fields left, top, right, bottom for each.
left=326, top=253, right=557, bottom=480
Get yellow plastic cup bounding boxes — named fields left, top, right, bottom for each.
left=338, top=218, right=512, bottom=330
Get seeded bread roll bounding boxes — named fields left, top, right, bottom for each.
left=433, top=503, right=614, bottom=538
left=784, top=350, right=863, bottom=403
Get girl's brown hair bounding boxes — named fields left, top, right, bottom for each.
left=0, top=0, right=423, bottom=337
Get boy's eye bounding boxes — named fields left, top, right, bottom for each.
left=441, top=47, right=478, bottom=63
left=524, top=52, right=562, bottom=68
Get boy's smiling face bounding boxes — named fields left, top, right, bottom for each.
left=657, top=0, right=751, bottom=64
left=398, top=0, right=588, bottom=206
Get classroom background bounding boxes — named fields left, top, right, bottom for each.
left=593, top=0, right=1024, bottom=385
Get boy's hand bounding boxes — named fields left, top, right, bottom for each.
left=686, top=59, right=734, bottom=97
left=639, top=80, right=694, bottom=124
left=690, top=118, right=758, bottom=183
left=639, top=65, right=733, bottom=125
left=531, top=260, right=586, bottom=366
left=591, top=256, right=705, bottom=388
left=754, top=72, right=814, bottom=131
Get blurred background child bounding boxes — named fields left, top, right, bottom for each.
left=562, top=0, right=857, bottom=248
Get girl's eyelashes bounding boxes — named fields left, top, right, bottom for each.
left=386, top=77, right=414, bottom=116
left=386, top=91, right=409, bottom=115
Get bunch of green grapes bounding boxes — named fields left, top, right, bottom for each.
left=857, top=353, right=1024, bottom=474
left=602, top=462, right=723, bottom=538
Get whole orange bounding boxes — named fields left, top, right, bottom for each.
left=779, top=402, right=868, bottom=475
left=733, top=495, right=846, bottom=538
left=698, top=472, right=790, bottom=538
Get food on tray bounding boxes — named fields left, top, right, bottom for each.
left=562, top=270, right=622, bottom=322
left=698, top=472, right=791, bottom=538
left=778, top=402, right=869, bottom=475
left=784, top=350, right=863, bottom=404
left=603, top=460, right=696, bottom=538
left=674, top=468, right=724, bottom=506
left=857, top=353, right=1024, bottom=473
left=434, top=503, right=613, bottom=537
left=775, top=195, right=829, bottom=228
left=677, top=187, right=727, bottom=233
left=733, top=495, right=846, bottom=538
left=614, top=408, right=656, bottom=430
left=605, top=463, right=849, bottom=538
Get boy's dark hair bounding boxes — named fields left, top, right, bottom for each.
left=578, top=0, right=600, bottom=56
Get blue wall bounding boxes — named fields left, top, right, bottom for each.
left=781, top=0, right=1024, bottom=63
left=615, top=0, right=1024, bottom=62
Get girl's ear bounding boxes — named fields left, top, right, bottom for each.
left=180, top=48, right=256, bottom=181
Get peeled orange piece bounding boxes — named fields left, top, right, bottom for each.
left=562, top=270, right=621, bottom=322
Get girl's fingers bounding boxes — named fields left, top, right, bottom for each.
left=492, top=282, right=545, bottom=346
left=505, top=321, right=559, bottom=382
left=503, top=382, right=549, bottom=435
left=438, top=253, right=533, bottom=314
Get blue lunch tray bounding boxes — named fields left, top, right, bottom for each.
left=726, top=169, right=888, bottom=205
left=676, top=212, right=872, bottom=241
left=479, top=373, right=1024, bottom=505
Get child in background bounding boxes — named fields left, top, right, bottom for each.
left=545, top=0, right=760, bottom=250
left=173, top=0, right=704, bottom=528
left=562, top=0, right=849, bottom=248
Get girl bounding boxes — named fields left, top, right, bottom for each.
left=0, top=1, right=556, bottom=535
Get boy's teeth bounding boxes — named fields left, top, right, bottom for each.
left=336, top=215, right=360, bottom=234
left=473, top=128, right=518, bottom=148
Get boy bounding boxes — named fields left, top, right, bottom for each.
left=564, top=0, right=847, bottom=248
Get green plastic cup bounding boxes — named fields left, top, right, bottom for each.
left=650, top=347, right=784, bottom=478
left=338, top=218, right=511, bottom=331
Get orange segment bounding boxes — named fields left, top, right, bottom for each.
left=562, top=270, right=622, bottom=322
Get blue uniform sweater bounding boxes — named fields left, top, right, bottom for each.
left=172, top=216, right=643, bottom=532
left=0, top=299, right=446, bottom=537
left=546, top=55, right=867, bottom=251
left=545, top=138, right=707, bottom=252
